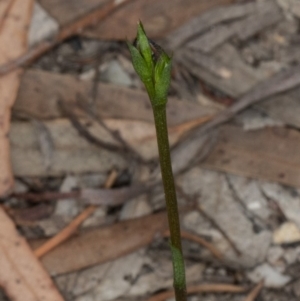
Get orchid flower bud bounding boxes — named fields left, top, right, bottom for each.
left=127, top=22, right=172, bottom=106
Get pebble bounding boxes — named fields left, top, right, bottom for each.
left=54, top=176, right=79, bottom=217
left=267, top=246, right=284, bottom=265
left=247, top=263, right=291, bottom=288
left=28, top=2, right=59, bottom=46
left=273, top=222, right=300, bottom=244
left=119, top=194, right=152, bottom=220
left=101, top=60, right=132, bottom=87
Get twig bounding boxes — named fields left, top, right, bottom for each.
left=171, top=60, right=300, bottom=175
left=147, top=283, right=247, bottom=301
left=58, top=99, right=128, bottom=152
left=243, top=281, right=264, bottom=301
left=75, top=95, right=147, bottom=164
left=176, top=62, right=300, bottom=149
left=34, top=169, right=118, bottom=258
left=12, top=183, right=154, bottom=207
left=164, top=229, right=223, bottom=260
left=0, top=0, right=133, bottom=75
left=12, top=191, right=80, bottom=202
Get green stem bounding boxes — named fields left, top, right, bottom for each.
left=152, top=103, right=187, bottom=301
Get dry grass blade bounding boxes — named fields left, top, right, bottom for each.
left=243, top=281, right=264, bottom=301
left=34, top=169, right=118, bottom=258
left=147, top=283, right=247, bottom=301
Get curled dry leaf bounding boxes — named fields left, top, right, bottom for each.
left=0, top=2, right=64, bottom=300
left=0, top=0, right=32, bottom=196
left=0, top=206, right=64, bottom=301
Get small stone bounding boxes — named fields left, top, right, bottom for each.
left=54, top=176, right=79, bottom=217
left=267, top=246, right=284, bottom=265
left=120, top=194, right=152, bottom=220
left=283, top=248, right=299, bottom=265
left=78, top=173, right=106, bottom=189
left=247, top=263, right=291, bottom=288
left=179, top=168, right=272, bottom=268
left=196, top=93, right=224, bottom=110
left=60, top=176, right=78, bottom=192
left=236, top=109, right=283, bottom=131
left=28, top=2, right=59, bottom=46
left=38, top=217, right=63, bottom=236
left=228, top=174, right=271, bottom=220
left=183, top=211, right=214, bottom=238
left=79, top=69, right=96, bottom=81
left=260, top=183, right=300, bottom=229
left=82, top=207, right=106, bottom=228
left=93, top=250, right=146, bottom=300
left=13, top=179, right=28, bottom=193
left=101, top=60, right=132, bottom=87
left=75, top=294, right=94, bottom=301
left=273, top=222, right=300, bottom=244
left=54, top=199, right=78, bottom=218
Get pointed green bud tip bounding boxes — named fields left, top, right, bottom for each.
left=127, top=22, right=172, bottom=106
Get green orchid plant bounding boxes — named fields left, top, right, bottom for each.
left=127, top=22, right=187, bottom=301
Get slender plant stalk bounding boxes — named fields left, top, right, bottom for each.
left=153, top=105, right=181, bottom=249
left=153, top=104, right=187, bottom=301
left=127, top=22, right=187, bottom=301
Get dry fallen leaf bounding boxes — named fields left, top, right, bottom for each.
left=15, top=69, right=218, bottom=125
left=30, top=212, right=169, bottom=275
left=202, top=125, right=300, bottom=188
left=0, top=2, right=64, bottom=300
left=0, top=0, right=12, bottom=28
left=0, top=0, right=32, bottom=196
left=40, top=0, right=237, bottom=40
left=0, top=206, right=64, bottom=301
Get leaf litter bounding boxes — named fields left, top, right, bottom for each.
left=2, top=0, right=300, bottom=301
